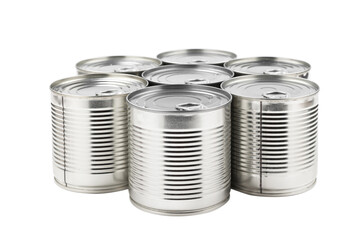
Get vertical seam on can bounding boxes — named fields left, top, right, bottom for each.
left=61, top=96, right=67, bottom=186
left=259, top=101, right=263, bottom=194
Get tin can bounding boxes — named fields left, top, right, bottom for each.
left=142, top=64, right=234, bottom=87
left=157, top=49, right=237, bottom=66
left=224, top=57, right=311, bottom=78
left=221, top=75, right=319, bottom=196
left=50, top=73, right=148, bottom=193
left=127, top=85, right=232, bottom=215
left=76, top=56, right=162, bottom=76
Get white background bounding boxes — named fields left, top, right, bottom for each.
left=1, top=0, right=359, bottom=239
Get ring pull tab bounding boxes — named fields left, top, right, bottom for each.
left=114, top=67, right=132, bottom=73
left=190, top=60, right=206, bottom=64
left=262, top=91, right=289, bottom=99
left=96, top=89, right=119, bottom=96
left=175, top=102, right=207, bottom=111
left=185, top=79, right=210, bottom=85
left=263, top=69, right=287, bottom=75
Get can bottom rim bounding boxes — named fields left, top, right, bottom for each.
left=231, top=179, right=316, bottom=197
left=54, top=178, right=128, bottom=194
left=130, top=195, right=230, bottom=216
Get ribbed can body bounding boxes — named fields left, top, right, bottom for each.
left=128, top=106, right=231, bottom=215
left=231, top=95, right=318, bottom=196
left=51, top=93, right=129, bottom=193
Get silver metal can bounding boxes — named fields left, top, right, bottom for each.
left=142, top=64, right=234, bottom=87
left=76, top=56, right=162, bottom=76
left=157, top=49, right=237, bottom=66
left=224, top=57, right=311, bottom=78
left=127, top=85, right=232, bottom=215
left=50, top=73, right=148, bottom=193
left=221, top=75, right=319, bottom=196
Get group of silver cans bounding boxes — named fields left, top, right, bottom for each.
left=51, top=49, right=319, bottom=215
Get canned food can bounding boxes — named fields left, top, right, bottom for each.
left=221, top=75, right=319, bottom=196
left=50, top=73, right=148, bottom=193
left=142, top=64, right=234, bottom=87
left=76, top=56, right=162, bottom=76
left=224, top=57, right=311, bottom=78
left=127, top=85, right=232, bottom=215
left=157, top=49, right=237, bottom=66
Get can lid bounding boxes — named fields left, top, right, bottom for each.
left=142, top=65, right=234, bottom=85
left=157, top=49, right=237, bottom=65
left=127, top=85, right=232, bottom=112
left=50, top=73, right=148, bottom=97
left=76, top=56, right=162, bottom=74
left=221, top=75, right=319, bottom=100
left=224, top=57, right=311, bottom=76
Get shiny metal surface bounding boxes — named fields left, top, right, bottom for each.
left=127, top=85, right=232, bottom=215
left=157, top=49, right=237, bottom=66
left=224, top=57, right=311, bottom=78
left=221, top=75, right=319, bottom=196
left=50, top=73, right=148, bottom=193
left=142, top=64, right=234, bottom=87
left=76, top=56, right=162, bottom=76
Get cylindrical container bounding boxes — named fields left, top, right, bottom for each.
left=127, top=85, right=232, bottom=215
left=50, top=73, right=148, bottom=193
left=224, top=57, right=311, bottom=78
left=221, top=75, right=319, bottom=196
left=76, top=56, right=162, bottom=76
left=142, top=64, right=234, bottom=87
left=157, top=49, right=237, bottom=66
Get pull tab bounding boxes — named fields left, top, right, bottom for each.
left=185, top=79, right=210, bottom=85
left=263, top=69, right=287, bottom=75
left=96, top=89, right=119, bottom=96
left=190, top=60, right=206, bottom=63
left=262, top=91, right=289, bottom=99
left=114, top=67, right=132, bottom=73
left=175, top=102, right=207, bottom=111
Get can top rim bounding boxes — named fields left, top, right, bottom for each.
left=127, top=84, right=232, bottom=112
left=50, top=73, right=148, bottom=98
left=224, top=56, right=311, bottom=76
left=157, top=49, right=237, bottom=65
left=142, top=64, right=234, bottom=85
left=221, top=75, right=319, bottom=100
left=76, top=55, right=162, bottom=74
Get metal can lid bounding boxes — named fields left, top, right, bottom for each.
left=50, top=73, right=148, bottom=97
left=221, top=75, right=319, bottom=100
left=76, top=56, right=162, bottom=74
left=157, top=49, right=237, bottom=65
left=127, top=85, right=232, bottom=112
left=224, top=57, right=311, bottom=76
left=142, top=65, right=234, bottom=85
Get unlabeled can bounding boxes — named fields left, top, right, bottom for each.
left=50, top=73, right=148, bottom=193
left=142, top=64, right=234, bottom=87
left=224, top=57, right=311, bottom=78
left=157, top=49, right=237, bottom=66
left=76, top=56, right=162, bottom=76
left=221, top=75, right=319, bottom=196
left=127, top=85, right=232, bottom=215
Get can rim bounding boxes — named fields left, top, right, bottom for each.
left=50, top=73, right=149, bottom=98
left=141, top=64, right=235, bottom=85
left=126, top=84, right=232, bottom=113
left=220, top=75, right=319, bottom=101
left=76, top=55, right=162, bottom=74
left=157, top=49, right=237, bottom=65
left=224, top=56, right=311, bottom=76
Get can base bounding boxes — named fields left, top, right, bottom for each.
left=130, top=195, right=230, bottom=216
left=232, top=179, right=316, bottom=197
left=54, top=178, right=128, bottom=194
